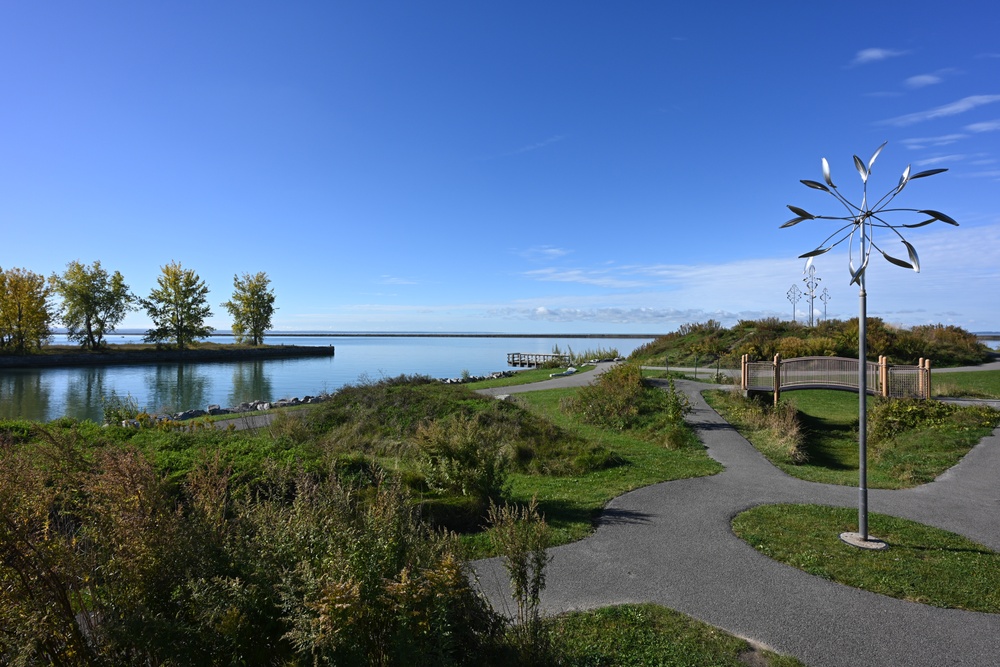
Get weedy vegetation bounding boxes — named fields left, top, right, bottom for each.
left=0, top=369, right=733, bottom=665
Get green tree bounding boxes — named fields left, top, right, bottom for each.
left=0, top=267, right=54, bottom=353
left=221, top=272, right=276, bottom=346
left=140, top=261, right=213, bottom=349
left=49, top=260, right=135, bottom=349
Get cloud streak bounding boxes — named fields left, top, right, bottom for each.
left=851, top=48, right=907, bottom=66
left=502, top=135, right=566, bottom=157
left=905, top=74, right=942, bottom=88
left=518, top=245, right=572, bottom=261
left=966, top=119, right=1000, bottom=132
left=900, top=134, right=967, bottom=149
left=882, top=95, right=1000, bottom=126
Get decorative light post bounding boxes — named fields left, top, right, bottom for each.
left=803, top=265, right=821, bottom=327
left=819, top=287, right=831, bottom=323
left=786, top=284, right=802, bottom=322
left=782, top=142, right=956, bottom=548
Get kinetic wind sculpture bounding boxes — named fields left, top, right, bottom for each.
left=819, top=288, right=831, bottom=323
left=782, top=142, right=957, bottom=547
left=786, top=284, right=802, bottom=322
left=803, top=265, right=821, bottom=327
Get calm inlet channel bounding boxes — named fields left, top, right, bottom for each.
left=0, top=334, right=654, bottom=423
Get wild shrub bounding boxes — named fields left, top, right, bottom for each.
left=567, top=365, right=691, bottom=438
left=0, top=427, right=197, bottom=665
left=568, top=363, right=644, bottom=430
left=415, top=413, right=511, bottom=509
left=488, top=497, right=552, bottom=662
left=275, top=472, right=503, bottom=666
left=266, top=408, right=312, bottom=444
left=101, top=390, right=141, bottom=425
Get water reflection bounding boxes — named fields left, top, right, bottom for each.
left=61, top=366, right=110, bottom=419
left=228, top=361, right=273, bottom=408
left=144, top=364, right=211, bottom=414
left=0, top=370, right=51, bottom=420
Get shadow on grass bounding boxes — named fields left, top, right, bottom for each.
left=528, top=498, right=653, bottom=533
left=797, top=411, right=857, bottom=471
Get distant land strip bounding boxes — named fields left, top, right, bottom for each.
left=0, top=345, right=336, bottom=369
left=85, top=331, right=663, bottom=339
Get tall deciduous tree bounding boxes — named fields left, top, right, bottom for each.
left=0, top=267, right=54, bottom=354
left=222, top=272, right=276, bottom=346
left=140, top=261, right=213, bottom=349
left=49, top=260, right=135, bottom=349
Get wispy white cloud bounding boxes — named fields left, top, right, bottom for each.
left=915, top=154, right=965, bottom=166
left=523, top=267, right=649, bottom=289
left=881, top=95, right=1000, bottom=127
left=487, top=305, right=762, bottom=327
left=966, top=169, right=1000, bottom=179
left=903, top=68, right=956, bottom=89
left=379, top=275, right=418, bottom=285
left=518, top=245, right=572, bottom=261
left=851, top=48, right=908, bottom=66
left=502, top=135, right=566, bottom=157
left=900, top=134, right=967, bottom=150
left=966, top=119, right=1000, bottom=132
left=905, top=74, right=942, bottom=88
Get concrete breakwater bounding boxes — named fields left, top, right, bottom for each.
left=0, top=345, right=336, bottom=368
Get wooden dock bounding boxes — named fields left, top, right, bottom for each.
left=507, top=352, right=571, bottom=367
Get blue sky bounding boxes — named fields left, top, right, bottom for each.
left=3, top=1, right=999, bottom=334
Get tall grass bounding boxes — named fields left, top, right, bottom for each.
left=707, top=388, right=807, bottom=464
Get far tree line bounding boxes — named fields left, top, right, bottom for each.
left=0, top=260, right=276, bottom=353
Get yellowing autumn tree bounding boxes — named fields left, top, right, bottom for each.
left=222, top=272, right=276, bottom=346
left=140, top=261, right=213, bottom=349
left=49, top=260, right=135, bottom=349
left=0, top=267, right=54, bottom=353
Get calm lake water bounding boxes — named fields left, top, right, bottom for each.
left=0, top=334, right=654, bottom=423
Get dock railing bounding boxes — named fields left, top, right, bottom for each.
left=507, top=352, right=572, bottom=368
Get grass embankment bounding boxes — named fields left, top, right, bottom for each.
left=705, top=388, right=1000, bottom=488
left=733, top=505, right=1000, bottom=613
left=933, top=369, right=1000, bottom=398
left=628, top=317, right=992, bottom=368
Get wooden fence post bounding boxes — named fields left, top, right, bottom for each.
left=741, top=354, right=748, bottom=392
left=773, top=353, right=781, bottom=406
left=879, top=355, right=889, bottom=397
left=923, top=358, right=932, bottom=399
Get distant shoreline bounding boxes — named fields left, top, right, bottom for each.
left=90, top=331, right=663, bottom=339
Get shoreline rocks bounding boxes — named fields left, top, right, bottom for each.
left=158, top=370, right=519, bottom=423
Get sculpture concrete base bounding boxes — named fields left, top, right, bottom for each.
left=839, top=532, right=888, bottom=550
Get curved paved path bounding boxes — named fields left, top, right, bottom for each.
left=473, top=373, right=1000, bottom=667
